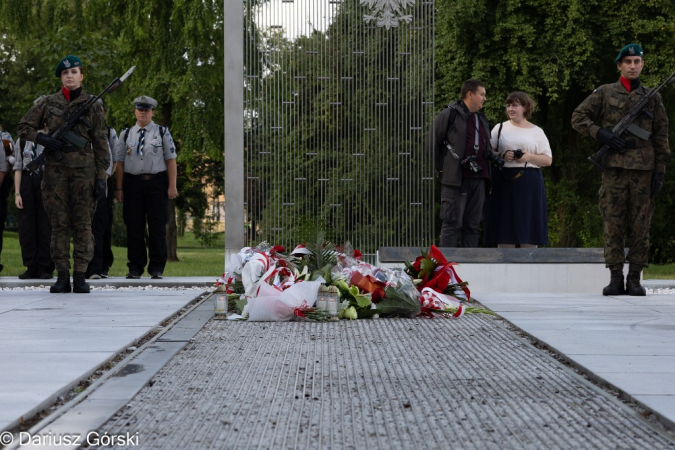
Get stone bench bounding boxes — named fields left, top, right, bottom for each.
left=377, top=247, right=630, bottom=294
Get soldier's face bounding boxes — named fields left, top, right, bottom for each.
left=135, top=108, right=154, bottom=127
left=60, top=68, right=83, bottom=91
left=617, top=56, right=643, bottom=80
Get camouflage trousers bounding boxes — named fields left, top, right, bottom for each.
left=599, top=168, right=654, bottom=272
left=41, top=165, right=97, bottom=272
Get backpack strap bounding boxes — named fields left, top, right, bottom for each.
left=444, top=104, right=458, bottom=139
left=20, top=139, right=27, bottom=151
left=122, top=127, right=130, bottom=145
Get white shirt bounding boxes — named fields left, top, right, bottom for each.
left=114, top=121, right=176, bottom=175
left=490, top=121, right=552, bottom=169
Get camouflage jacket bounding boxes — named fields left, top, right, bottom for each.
left=17, top=89, right=110, bottom=179
left=571, top=80, right=670, bottom=173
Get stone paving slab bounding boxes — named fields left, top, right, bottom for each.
left=476, top=292, right=675, bottom=428
left=91, top=317, right=674, bottom=450
left=0, top=288, right=207, bottom=432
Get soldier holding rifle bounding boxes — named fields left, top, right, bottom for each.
left=18, top=55, right=110, bottom=294
left=572, top=44, right=671, bottom=296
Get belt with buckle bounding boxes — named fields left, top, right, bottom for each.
left=127, top=171, right=166, bottom=181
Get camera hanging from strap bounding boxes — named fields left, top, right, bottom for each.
left=494, top=122, right=526, bottom=182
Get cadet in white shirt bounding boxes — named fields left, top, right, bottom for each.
left=114, top=95, right=178, bottom=279
left=13, top=136, right=55, bottom=279
left=87, top=106, right=117, bottom=279
left=0, top=128, right=13, bottom=274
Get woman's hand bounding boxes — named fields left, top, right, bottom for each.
left=504, top=150, right=515, bottom=162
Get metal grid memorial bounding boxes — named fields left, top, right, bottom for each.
left=231, top=0, right=436, bottom=257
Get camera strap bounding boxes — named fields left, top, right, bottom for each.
left=495, top=122, right=524, bottom=182
left=473, top=114, right=480, bottom=154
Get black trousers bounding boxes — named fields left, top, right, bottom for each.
left=17, top=171, right=53, bottom=271
left=123, top=172, right=168, bottom=275
left=103, top=176, right=116, bottom=270
left=440, top=178, right=486, bottom=248
left=86, top=189, right=108, bottom=276
left=0, top=175, right=11, bottom=264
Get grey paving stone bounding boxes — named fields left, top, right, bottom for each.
left=0, top=289, right=206, bottom=432
left=477, top=292, right=675, bottom=426
left=92, top=317, right=674, bottom=450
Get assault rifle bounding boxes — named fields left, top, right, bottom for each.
left=588, top=69, right=675, bottom=171
left=27, top=66, right=136, bottom=173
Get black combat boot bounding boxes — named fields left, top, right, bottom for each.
left=72, top=271, right=91, bottom=294
left=626, top=270, right=646, bottom=296
left=602, top=270, right=626, bottom=296
left=50, top=271, right=71, bottom=293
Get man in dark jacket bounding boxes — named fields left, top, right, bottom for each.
left=571, top=44, right=670, bottom=296
left=427, top=79, right=491, bottom=247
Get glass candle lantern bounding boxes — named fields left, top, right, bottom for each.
left=317, top=285, right=340, bottom=316
left=214, top=293, right=227, bottom=319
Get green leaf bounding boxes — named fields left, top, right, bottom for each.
left=355, top=294, right=372, bottom=309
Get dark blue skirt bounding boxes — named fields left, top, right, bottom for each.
left=483, top=167, right=548, bottom=246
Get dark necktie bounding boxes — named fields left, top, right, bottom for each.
left=137, top=128, right=146, bottom=156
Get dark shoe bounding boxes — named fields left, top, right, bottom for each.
left=19, top=267, right=38, bottom=279
left=37, top=269, right=54, bottom=279
left=50, top=271, right=72, bottom=294
left=151, top=272, right=163, bottom=279
left=101, top=269, right=109, bottom=279
left=126, top=271, right=141, bottom=279
left=602, top=270, right=626, bottom=296
left=73, top=272, right=91, bottom=294
left=626, top=270, right=646, bottom=296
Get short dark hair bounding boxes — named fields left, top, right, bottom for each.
left=505, top=91, right=535, bottom=119
left=460, top=79, right=485, bottom=100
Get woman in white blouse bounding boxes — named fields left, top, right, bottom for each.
left=483, top=91, right=552, bottom=248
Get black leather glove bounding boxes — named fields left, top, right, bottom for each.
left=596, top=128, right=626, bottom=153
left=650, top=172, right=664, bottom=200
left=94, top=178, right=107, bottom=201
left=36, top=133, right=63, bottom=152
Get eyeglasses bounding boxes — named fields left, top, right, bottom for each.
left=504, top=104, right=522, bottom=109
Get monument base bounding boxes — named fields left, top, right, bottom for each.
left=377, top=247, right=634, bottom=295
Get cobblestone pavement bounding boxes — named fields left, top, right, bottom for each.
left=94, top=315, right=674, bottom=450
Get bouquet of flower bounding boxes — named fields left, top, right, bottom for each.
left=405, top=245, right=471, bottom=300
left=216, top=240, right=492, bottom=321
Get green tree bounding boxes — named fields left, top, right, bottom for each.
left=435, top=0, right=675, bottom=256
left=0, top=0, right=224, bottom=260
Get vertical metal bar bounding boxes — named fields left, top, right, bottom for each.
left=224, top=0, right=245, bottom=267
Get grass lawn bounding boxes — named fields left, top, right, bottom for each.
left=0, top=231, right=225, bottom=278
left=1, top=231, right=673, bottom=279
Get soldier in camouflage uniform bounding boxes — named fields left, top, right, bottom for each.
left=18, top=55, right=110, bottom=294
left=571, top=44, right=670, bottom=296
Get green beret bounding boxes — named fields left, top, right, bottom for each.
left=54, top=55, right=82, bottom=77
left=614, top=44, right=643, bottom=64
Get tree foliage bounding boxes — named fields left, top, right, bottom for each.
left=2, top=0, right=675, bottom=261
left=0, top=0, right=224, bottom=256
left=436, top=0, right=675, bottom=260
